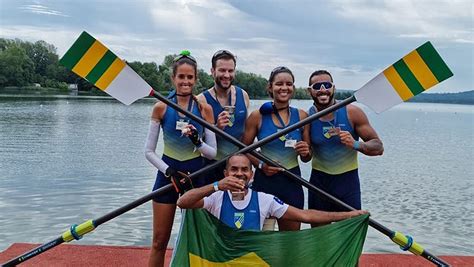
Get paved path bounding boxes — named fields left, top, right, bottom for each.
left=1, top=243, right=473, bottom=266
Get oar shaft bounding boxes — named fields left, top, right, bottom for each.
left=1, top=184, right=175, bottom=266
left=95, top=184, right=173, bottom=225
left=2, top=238, right=64, bottom=267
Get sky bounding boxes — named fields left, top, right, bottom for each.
left=0, top=0, right=473, bottom=92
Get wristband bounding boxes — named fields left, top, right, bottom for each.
left=213, top=181, right=219, bottom=192
left=195, top=140, right=203, bottom=148
left=258, top=160, right=264, bottom=169
left=353, top=141, right=360, bottom=151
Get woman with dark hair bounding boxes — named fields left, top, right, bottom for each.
left=144, top=51, right=216, bottom=266
left=242, top=66, right=311, bottom=231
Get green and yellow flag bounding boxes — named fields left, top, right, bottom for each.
left=355, top=41, right=453, bottom=113
left=60, top=31, right=152, bottom=105
left=171, top=209, right=369, bottom=266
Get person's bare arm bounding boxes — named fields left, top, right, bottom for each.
left=241, top=111, right=282, bottom=175
left=340, top=105, right=384, bottom=156
left=177, top=176, right=245, bottom=209
left=281, top=206, right=368, bottom=224
left=201, top=103, right=215, bottom=124
left=294, top=109, right=312, bottom=162
left=242, top=89, right=250, bottom=109
left=196, top=92, right=208, bottom=105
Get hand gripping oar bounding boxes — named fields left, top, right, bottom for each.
left=3, top=32, right=453, bottom=266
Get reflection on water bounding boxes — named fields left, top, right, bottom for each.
left=0, top=97, right=473, bottom=255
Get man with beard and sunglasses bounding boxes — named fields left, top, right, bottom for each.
left=177, top=154, right=368, bottom=231
left=306, top=70, right=383, bottom=227
left=197, top=50, right=250, bottom=183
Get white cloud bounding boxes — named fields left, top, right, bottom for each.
left=19, top=4, right=69, bottom=17
left=146, top=0, right=270, bottom=39
left=0, top=26, right=75, bottom=55
left=330, top=0, right=473, bottom=43
left=0, top=0, right=471, bottom=91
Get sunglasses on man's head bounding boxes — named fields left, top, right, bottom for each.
left=270, top=66, right=292, bottom=76
left=309, top=81, right=334, bottom=91
left=212, top=50, right=235, bottom=61
left=174, top=54, right=197, bottom=63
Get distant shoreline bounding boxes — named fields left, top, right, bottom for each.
left=1, top=89, right=472, bottom=105
left=407, top=90, right=474, bottom=105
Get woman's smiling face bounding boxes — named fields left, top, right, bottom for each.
left=269, top=72, right=294, bottom=103
left=172, top=63, right=196, bottom=95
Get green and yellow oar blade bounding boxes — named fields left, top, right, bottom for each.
left=60, top=31, right=152, bottom=105
left=354, top=41, right=453, bottom=113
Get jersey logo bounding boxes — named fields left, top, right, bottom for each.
left=273, top=197, right=284, bottom=205
left=323, top=126, right=342, bottom=139
left=234, top=212, right=244, bottom=229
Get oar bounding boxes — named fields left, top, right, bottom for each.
left=3, top=32, right=453, bottom=266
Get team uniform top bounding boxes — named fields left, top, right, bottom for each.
left=257, top=105, right=302, bottom=170
left=309, top=105, right=359, bottom=175
left=162, top=96, right=204, bottom=161
left=203, top=87, right=247, bottom=160
left=203, top=189, right=289, bottom=230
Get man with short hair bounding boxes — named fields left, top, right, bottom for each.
left=197, top=50, right=250, bottom=182
left=177, top=154, right=368, bottom=231
left=306, top=70, right=383, bottom=227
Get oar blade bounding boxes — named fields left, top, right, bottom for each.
left=60, top=31, right=152, bottom=105
left=354, top=41, right=453, bottom=113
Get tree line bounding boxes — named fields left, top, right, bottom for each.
left=0, top=38, right=355, bottom=100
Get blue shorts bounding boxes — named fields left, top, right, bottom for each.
left=308, top=169, right=361, bottom=211
left=201, top=159, right=226, bottom=184
left=152, top=155, right=207, bottom=204
left=252, top=167, right=304, bottom=209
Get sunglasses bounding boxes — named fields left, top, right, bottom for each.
left=174, top=51, right=197, bottom=63
left=309, top=81, right=334, bottom=91
left=212, top=50, right=235, bottom=61
left=270, top=66, right=293, bottom=76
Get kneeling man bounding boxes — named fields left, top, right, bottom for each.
left=177, top=154, right=367, bottom=230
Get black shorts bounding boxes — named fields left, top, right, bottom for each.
left=152, top=155, right=207, bottom=204
left=251, top=167, right=304, bottom=209
left=308, top=169, right=361, bottom=211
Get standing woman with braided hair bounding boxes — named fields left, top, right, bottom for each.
left=144, top=51, right=216, bottom=266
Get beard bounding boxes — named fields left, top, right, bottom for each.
left=312, top=90, right=335, bottom=109
left=215, top=77, right=233, bottom=90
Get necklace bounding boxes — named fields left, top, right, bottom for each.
left=272, top=103, right=290, bottom=128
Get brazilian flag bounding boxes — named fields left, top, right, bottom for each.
left=171, top=209, right=369, bottom=266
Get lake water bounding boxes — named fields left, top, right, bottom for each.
left=0, top=96, right=473, bottom=256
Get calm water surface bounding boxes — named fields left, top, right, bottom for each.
left=0, top=96, right=473, bottom=256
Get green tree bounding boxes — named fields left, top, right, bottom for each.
left=23, top=40, right=58, bottom=82
left=128, top=61, right=161, bottom=90
left=234, top=70, right=268, bottom=98
left=0, top=43, right=34, bottom=87
left=335, top=91, right=353, bottom=100
left=196, top=69, right=213, bottom=93
left=294, top=88, right=311, bottom=99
